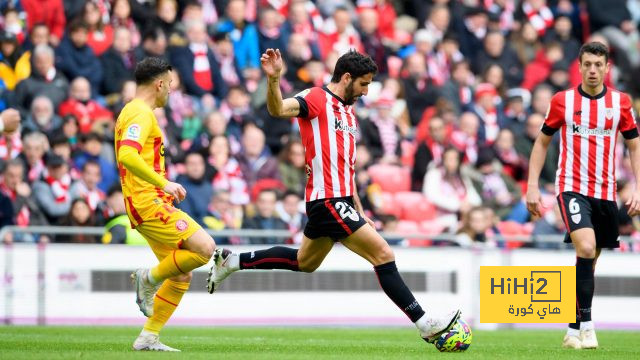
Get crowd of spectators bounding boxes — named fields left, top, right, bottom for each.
left=0, top=0, right=639, bottom=251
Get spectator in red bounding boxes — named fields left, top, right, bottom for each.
left=318, top=6, right=363, bottom=58
left=17, top=131, right=48, bottom=183
left=521, top=41, right=564, bottom=91
left=450, top=112, right=480, bottom=165
left=81, top=0, right=114, bottom=56
left=493, top=128, right=527, bottom=182
left=59, top=77, right=113, bottom=135
left=21, top=0, right=66, bottom=46
left=32, top=152, right=72, bottom=225
left=281, top=0, right=323, bottom=59
left=423, top=4, right=450, bottom=44
left=356, top=0, right=396, bottom=43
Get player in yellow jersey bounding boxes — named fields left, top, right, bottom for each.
left=115, top=57, right=218, bottom=352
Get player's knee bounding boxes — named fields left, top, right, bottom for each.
left=298, top=259, right=319, bottom=273
left=374, top=246, right=395, bottom=265
left=172, top=272, right=193, bottom=283
left=576, top=244, right=596, bottom=259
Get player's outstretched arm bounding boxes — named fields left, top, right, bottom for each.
left=261, top=48, right=300, bottom=118
left=118, top=146, right=186, bottom=202
left=624, top=137, right=640, bottom=216
left=526, top=133, right=553, bottom=217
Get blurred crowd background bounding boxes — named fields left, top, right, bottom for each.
left=0, top=0, right=639, bottom=250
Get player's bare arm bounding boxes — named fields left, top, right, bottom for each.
left=261, top=48, right=300, bottom=118
left=526, top=132, right=553, bottom=217
left=624, top=137, right=640, bottom=216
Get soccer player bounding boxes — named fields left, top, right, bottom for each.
left=207, top=49, right=461, bottom=343
left=115, top=57, right=218, bottom=351
left=526, top=42, right=640, bottom=350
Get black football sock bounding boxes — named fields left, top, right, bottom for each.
left=576, top=257, right=595, bottom=322
left=239, top=246, right=300, bottom=271
left=374, top=261, right=425, bottom=322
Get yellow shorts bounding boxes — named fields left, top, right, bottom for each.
left=127, top=198, right=201, bottom=261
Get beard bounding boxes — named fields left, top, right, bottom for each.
left=344, top=81, right=358, bottom=105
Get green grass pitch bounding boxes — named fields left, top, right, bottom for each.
left=0, top=326, right=637, bottom=359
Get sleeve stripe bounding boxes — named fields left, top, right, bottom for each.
left=117, top=139, right=142, bottom=153
left=295, top=96, right=309, bottom=119
left=541, top=124, right=559, bottom=136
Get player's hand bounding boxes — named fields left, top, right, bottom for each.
left=260, top=48, right=283, bottom=78
left=625, top=189, right=640, bottom=216
left=1, top=108, right=20, bottom=134
left=163, top=182, right=187, bottom=203
left=526, top=187, right=544, bottom=218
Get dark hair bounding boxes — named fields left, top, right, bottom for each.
left=579, top=42, right=609, bottom=63
left=281, top=189, right=302, bottom=200
left=141, top=26, right=165, bottom=42
left=107, top=184, right=122, bottom=198
left=50, top=134, right=70, bottom=147
left=330, top=50, right=378, bottom=83
left=135, top=57, right=172, bottom=85
left=82, top=159, right=101, bottom=172
left=81, top=132, right=103, bottom=143
left=68, top=18, right=89, bottom=33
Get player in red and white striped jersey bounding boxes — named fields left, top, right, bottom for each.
left=527, top=42, right=640, bottom=350
left=207, top=49, right=460, bottom=344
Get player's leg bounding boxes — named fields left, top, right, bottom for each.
left=557, top=192, right=595, bottom=349
left=133, top=271, right=191, bottom=352
left=206, top=235, right=334, bottom=293
left=340, top=224, right=460, bottom=343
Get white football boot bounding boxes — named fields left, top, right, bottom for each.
left=131, top=269, right=162, bottom=317
left=206, top=248, right=237, bottom=293
left=133, top=332, right=180, bottom=352
left=418, top=309, right=462, bottom=343
left=580, top=328, right=598, bottom=349
left=562, top=334, right=582, bottom=349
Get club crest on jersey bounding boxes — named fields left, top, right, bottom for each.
left=176, top=219, right=188, bottom=231
left=604, top=108, right=614, bottom=120
left=334, top=118, right=357, bottom=136
left=126, top=124, right=141, bottom=140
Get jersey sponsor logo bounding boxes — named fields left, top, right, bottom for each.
left=126, top=124, right=141, bottom=140
left=571, top=124, right=612, bottom=137
left=175, top=219, right=188, bottom=231
left=334, top=118, right=357, bottom=136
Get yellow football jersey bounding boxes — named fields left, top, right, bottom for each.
left=114, top=98, right=172, bottom=226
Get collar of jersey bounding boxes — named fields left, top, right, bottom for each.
left=322, top=86, right=347, bottom=105
left=578, top=84, right=607, bottom=100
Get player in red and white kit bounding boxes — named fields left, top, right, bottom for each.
left=206, top=49, right=460, bottom=343
left=527, top=42, right=640, bottom=350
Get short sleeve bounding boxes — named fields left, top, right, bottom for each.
left=294, top=87, right=323, bottom=120
left=541, top=92, right=565, bottom=136
left=619, top=93, right=639, bottom=139
left=118, top=109, right=152, bottom=152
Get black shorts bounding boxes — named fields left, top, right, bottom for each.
left=303, top=196, right=367, bottom=241
left=557, top=191, right=620, bottom=249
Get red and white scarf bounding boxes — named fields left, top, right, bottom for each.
left=28, top=160, right=45, bottom=183
left=523, top=1, right=554, bottom=36
left=0, top=133, right=22, bottom=160
left=45, top=173, right=71, bottom=203
left=190, top=43, right=213, bottom=91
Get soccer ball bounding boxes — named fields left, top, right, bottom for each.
left=433, top=319, right=472, bottom=352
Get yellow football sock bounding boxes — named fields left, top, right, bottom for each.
left=143, top=279, right=190, bottom=334
left=150, top=250, right=209, bottom=282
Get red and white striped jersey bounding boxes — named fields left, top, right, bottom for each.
left=542, top=85, right=639, bottom=201
left=295, top=86, right=357, bottom=202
